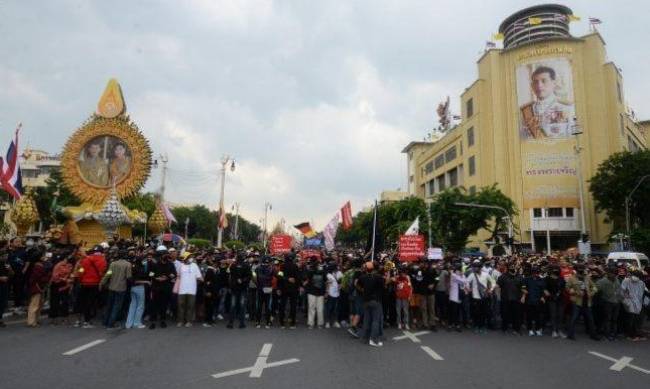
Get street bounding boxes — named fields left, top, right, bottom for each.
left=1, top=323, right=649, bottom=389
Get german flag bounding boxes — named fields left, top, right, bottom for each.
left=294, top=222, right=317, bottom=238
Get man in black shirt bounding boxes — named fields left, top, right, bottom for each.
left=279, top=254, right=300, bottom=328
left=227, top=255, right=251, bottom=329
left=497, top=264, right=523, bottom=334
left=303, top=259, right=326, bottom=329
left=149, top=254, right=177, bottom=329
left=356, top=261, right=385, bottom=347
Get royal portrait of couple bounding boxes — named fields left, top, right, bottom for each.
left=78, top=136, right=131, bottom=187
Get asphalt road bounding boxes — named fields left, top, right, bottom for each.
left=1, top=321, right=649, bottom=389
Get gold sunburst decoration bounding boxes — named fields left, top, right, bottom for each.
left=61, top=112, right=152, bottom=205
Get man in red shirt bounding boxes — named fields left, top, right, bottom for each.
left=76, top=246, right=107, bottom=328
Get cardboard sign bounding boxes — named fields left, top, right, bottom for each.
left=399, top=235, right=425, bottom=261
left=427, top=247, right=443, bottom=260
left=269, top=235, right=292, bottom=255
left=299, top=249, right=322, bottom=261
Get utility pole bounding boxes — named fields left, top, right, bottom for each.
left=262, top=202, right=272, bottom=249
left=184, top=217, right=190, bottom=241
left=159, top=153, right=169, bottom=200
left=217, top=155, right=235, bottom=248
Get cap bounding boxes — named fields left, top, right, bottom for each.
left=156, top=245, right=168, bottom=252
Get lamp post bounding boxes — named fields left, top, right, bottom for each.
left=231, top=203, right=240, bottom=241
left=625, top=174, right=650, bottom=247
left=571, top=121, right=589, bottom=255
left=262, top=202, right=272, bottom=249
left=217, top=155, right=235, bottom=248
left=454, top=202, right=513, bottom=254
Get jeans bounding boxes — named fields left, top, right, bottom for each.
left=472, top=298, right=490, bottom=329
left=151, top=287, right=172, bottom=323
left=419, top=294, right=436, bottom=327
left=177, top=294, right=196, bottom=324
left=279, top=291, right=298, bottom=326
left=361, top=300, right=382, bottom=342
left=229, top=289, right=247, bottom=326
left=626, top=312, right=643, bottom=338
left=307, top=294, right=324, bottom=327
left=599, top=301, right=619, bottom=337
left=49, top=283, right=70, bottom=319
left=434, top=291, right=448, bottom=324
left=325, top=296, right=339, bottom=325
left=547, top=299, right=564, bottom=333
left=396, top=298, right=409, bottom=326
left=79, top=285, right=99, bottom=323
left=104, top=290, right=126, bottom=328
left=125, top=285, right=146, bottom=328
left=256, top=291, right=272, bottom=325
left=501, top=300, right=522, bottom=332
left=567, top=304, right=596, bottom=339
left=525, top=303, right=544, bottom=331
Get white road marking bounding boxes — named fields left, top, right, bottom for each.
left=392, top=330, right=430, bottom=343
left=62, top=339, right=106, bottom=356
left=212, top=343, right=300, bottom=380
left=420, top=346, right=444, bottom=361
left=588, top=351, right=650, bottom=374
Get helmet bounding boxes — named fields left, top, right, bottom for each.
left=156, top=245, right=168, bottom=253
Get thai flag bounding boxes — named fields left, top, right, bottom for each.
left=0, top=125, right=23, bottom=200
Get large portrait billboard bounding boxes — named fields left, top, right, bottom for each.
left=516, top=57, right=579, bottom=209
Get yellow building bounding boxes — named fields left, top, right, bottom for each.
left=404, top=4, right=648, bottom=253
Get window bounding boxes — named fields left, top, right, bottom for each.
left=409, top=175, right=414, bottom=183
left=565, top=208, right=574, bottom=217
left=444, top=146, right=457, bottom=163
left=425, top=161, right=434, bottom=174
left=427, top=179, right=435, bottom=196
left=436, top=174, right=445, bottom=192
left=434, top=154, right=445, bottom=169
left=467, top=127, right=475, bottom=147
left=447, top=168, right=458, bottom=188
left=468, top=156, right=476, bottom=176
left=466, top=98, right=474, bottom=118
left=469, top=186, right=476, bottom=195
left=616, top=80, right=622, bottom=103
left=533, top=208, right=542, bottom=218
left=547, top=208, right=563, bottom=217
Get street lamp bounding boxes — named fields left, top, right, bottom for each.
left=625, top=174, right=650, bottom=247
left=262, top=202, right=272, bottom=249
left=217, top=155, right=235, bottom=248
left=454, top=202, right=513, bottom=254
left=571, top=120, right=589, bottom=255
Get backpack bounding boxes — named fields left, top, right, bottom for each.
left=395, top=276, right=413, bottom=300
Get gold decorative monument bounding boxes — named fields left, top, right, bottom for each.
left=10, top=189, right=40, bottom=236
left=60, top=79, right=152, bottom=245
left=148, top=202, right=167, bottom=236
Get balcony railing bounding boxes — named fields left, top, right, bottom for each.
left=530, top=217, right=580, bottom=232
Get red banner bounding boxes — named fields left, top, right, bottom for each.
left=399, top=235, right=425, bottom=261
left=269, top=234, right=292, bottom=255
left=341, top=201, right=353, bottom=230
left=299, top=249, right=322, bottom=262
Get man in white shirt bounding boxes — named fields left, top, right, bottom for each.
left=176, top=252, right=203, bottom=327
left=466, top=260, right=494, bottom=333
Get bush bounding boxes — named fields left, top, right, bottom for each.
left=224, top=240, right=245, bottom=250
left=187, top=238, right=212, bottom=248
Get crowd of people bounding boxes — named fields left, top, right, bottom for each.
left=1, top=236, right=649, bottom=347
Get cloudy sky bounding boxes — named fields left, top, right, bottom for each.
left=1, top=0, right=649, bottom=231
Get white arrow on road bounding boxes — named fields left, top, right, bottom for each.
left=588, top=351, right=650, bottom=374
left=392, top=330, right=430, bottom=343
left=212, top=343, right=300, bottom=379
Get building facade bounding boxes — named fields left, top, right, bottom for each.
left=404, top=4, right=648, bottom=252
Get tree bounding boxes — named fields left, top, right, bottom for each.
left=33, top=169, right=81, bottom=229
left=122, top=191, right=158, bottom=237
left=589, top=150, right=650, bottom=232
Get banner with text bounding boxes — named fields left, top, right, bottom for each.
left=399, top=235, right=426, bottom=262
left=269, top=234, right=293, bottom=255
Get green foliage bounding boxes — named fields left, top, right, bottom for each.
left=123, top=192, right=157, bottom=216
left=187, top=238, right=212, bottom=248
left=630, top=228, right=650, bottom=256
left=589, top=150, right=650, bottom=230
left=33, top=169, right=81, bottom=228
left=170, top=205, right=262, bottom=244
left=224, top=240, right=245, bottom=250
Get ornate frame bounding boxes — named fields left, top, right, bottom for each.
left=61, top=115, right=152, bottom=204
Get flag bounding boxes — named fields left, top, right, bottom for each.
left=492, top=32, right=504, bottom=41
left=294, top=222, right=317, bottom=238
left=161, top=202, right=177, bottom=224
left=340, top=201, right=353, bottom=230
left=404, top=216, right=420, bottom=235
left=323, top=213, right=339, bottom=251
left=568, top=14, right=581, bottom=22
left=485, top=41, right=496, bottom=49
left=218, top=204, right=228, bottom=229
left=0, top=124, right=23, bottom=200
left=589, top=17, right=602, bottom=24
left=365, top=200, right=383, bottom=260
left=528, top=17, right=542, bottom=25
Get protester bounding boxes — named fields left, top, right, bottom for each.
left=101, top=251, right=132, bottom=329
left=176, top=252, right=203, bottom=327
left=356, top=261, right=385, bottom=347
left=566, top=264, right=600, bottom=341
left=621, top=270, right=648, bottom=341
left=125, top=253, right=150, bottom=329
left=149, top=250, right=176, bottom=329
left=0, top=252, right=13, bottom=327
left=393, top=263, right=413, bottom=330
left=76, top=245, right=107, bottom=328
left=49, top=253, right=74, bottom=325
left=304, top=258, right=326, bottom=329
left=227, top=254, right=251, bottom=329
left=26, top=250, right=51, bottom=327
left=254, top=256, right=274, bottom=328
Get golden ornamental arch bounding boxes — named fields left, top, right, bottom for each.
left=60, top=114, right=152, bottom=205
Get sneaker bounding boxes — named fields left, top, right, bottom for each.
left=82, top=322, right=94, bottom=329
left=528, top=330, right=535, bottom=337
left=536, top=330, right=543, bottom=337
left=136, top=324, right=147, bottom=329
left=552, top=331, right=558, bottom=338
left=334, top=322, right=341, bottom=328
left=369, top=339, right=382, bottom=347
left=265, top=324, right=270, bottom=329
left=325, top=323, right=330, bottom=329
left=256, top=324, right=261, bottom=329
left=308, top=325, right=314, bottom=330
left=216, top=314, right=224, bottom=320
left=185, top=323, right=192, bottom=328
left=73, top=320, right=81, bottom=328
left=559, top=331, right=567, bottom=339
left=202, top=323, right=212, bottom=328
left=289, top=325, right=296, bottom=330
left=160, top=321, right=167, bottom=329
left=318, top=325, right=324, bottom=330
left=404, top=324, right=410, bottom=331
left=177, top=323, right=183, bottom=328
left=348, top=328, right=359, bottom=338
left=397, top=324, right=403, bottom=330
